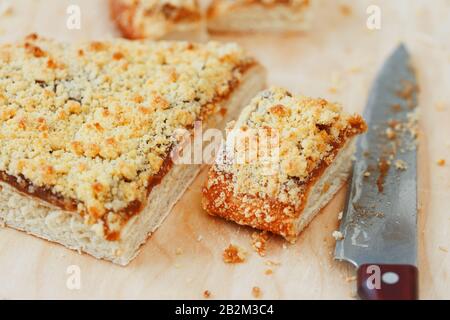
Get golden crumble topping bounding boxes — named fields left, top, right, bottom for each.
left=112, top=0, right=202, bottom=39
left=0, top=35, right=254, bottom=228
left=212, top=87, right=366, bottom=208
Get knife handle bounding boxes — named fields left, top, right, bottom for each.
left=357, top=264, right=418, bottom=300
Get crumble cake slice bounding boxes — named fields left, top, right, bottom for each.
left=202, top=87, right=366, bottom=241
left=0, top=34, right=266, bottom=265
left=110, top=0, right=205, bottom=40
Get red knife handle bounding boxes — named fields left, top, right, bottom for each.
left=357, top=264, right=418, bottom=300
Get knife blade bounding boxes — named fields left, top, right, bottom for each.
left=334, top=44, right=419, bottom=300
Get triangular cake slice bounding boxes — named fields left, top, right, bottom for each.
left=202, top=87, right=366, bottom=241
left=0, top=34, right=265, bottom=265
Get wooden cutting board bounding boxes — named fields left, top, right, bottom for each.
left=0, top=0, right=449, bottom=299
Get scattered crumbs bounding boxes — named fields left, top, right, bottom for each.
left=282, top=243, right=288, bottom=250
left=377, top=158, right=390, bottom=193
left=0, top=2, right=13, bottom=17
left=438, top=246, right=448, bottom=253
left=435, top=102, right=446, bottom=112
left=406, top=109, right=419, bottom=140
left=197, top=235, right=203, bottom=242
left=395, top=159, right=408, bottom=171
left=265, top=260, right=281, bottom=267
left=223, top=244, right=246, bottom=264
left=203, top=290, right=211, bottom=298
left=345, top=276, right=357, bottom=282
left=391, top=103, right=402, bottom=112
left=339, top=4, right=352, bottom=16
left=385, top=127, right=396, bottom=140
left=252, top=286, right=262, bottom=299
left=437, top=159, right=446, bottom=166
left=264, top=269, right=273, bottom=275
left=329, top=87, right=338, bottom=94
left=332, top=230, right=344, bottom=241
left=0, top=219, right=5, bottom=228
left=175, top=247, right=183, bottom=255
left=348, top=66, right=362, bottom=73
left=329, top=71, right=343, bottom=94
left=338, top=211, right=343, bottom=221
left=396, top=80, right=417, bottom=103
left=363, top=171, right=371, bottom=177
left=251, top=231, right=269, bottom=257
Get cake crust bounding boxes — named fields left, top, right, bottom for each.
left=202, top=88, right=367, bottom=240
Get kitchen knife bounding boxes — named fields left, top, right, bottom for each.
left=334, top=44, right=419, bottom=300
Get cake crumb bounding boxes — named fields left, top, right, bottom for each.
left=223, top=244, right=246, bottom=263
left=439, top=246, right=448, bottom=253
left=0, top=2, right=13, bottom=16
left=340, top=5, right=352, bottom=16
left=435, top=102, right=446, bottom=112
left=363, top=171, right=371, bottom=177
left=386, top=127, right=396, bottom=140
left=175, top=247, right=183, bottom=255
left=0, top=219, right=5, bottom=228
left=265, top=260, right=281, bottom=267
left=251, top=231, right=269, bottom=257
left=197, top=235, right=203, bottom=242
left=203, top=290, right=211, bottom=298
left=264, top=269, right=273, bottom=275
left=329, top=86, right=338, bottom=94
left=252, top=286, right=262, bottom=299
left=332, top=230, right=344, bottom=241
left=437, top=159, right=446, bottom=166
left=395, top=159, right=408, bottom=171
left=338, top=211, right=343, bottom=220
left=345, top=276, right=357, bottom=282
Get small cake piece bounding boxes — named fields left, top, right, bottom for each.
left=110, top=0, right=205, bottom=40
left=0, top=35, right=266, bottom=265
left=202, top=88, right=367, bottom=242
left=207, top=0, right=315, bottom=33
left=223, top=244, right=247, bottom=263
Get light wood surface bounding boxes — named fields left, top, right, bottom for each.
left=0, top=0, right=449, bottom=299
